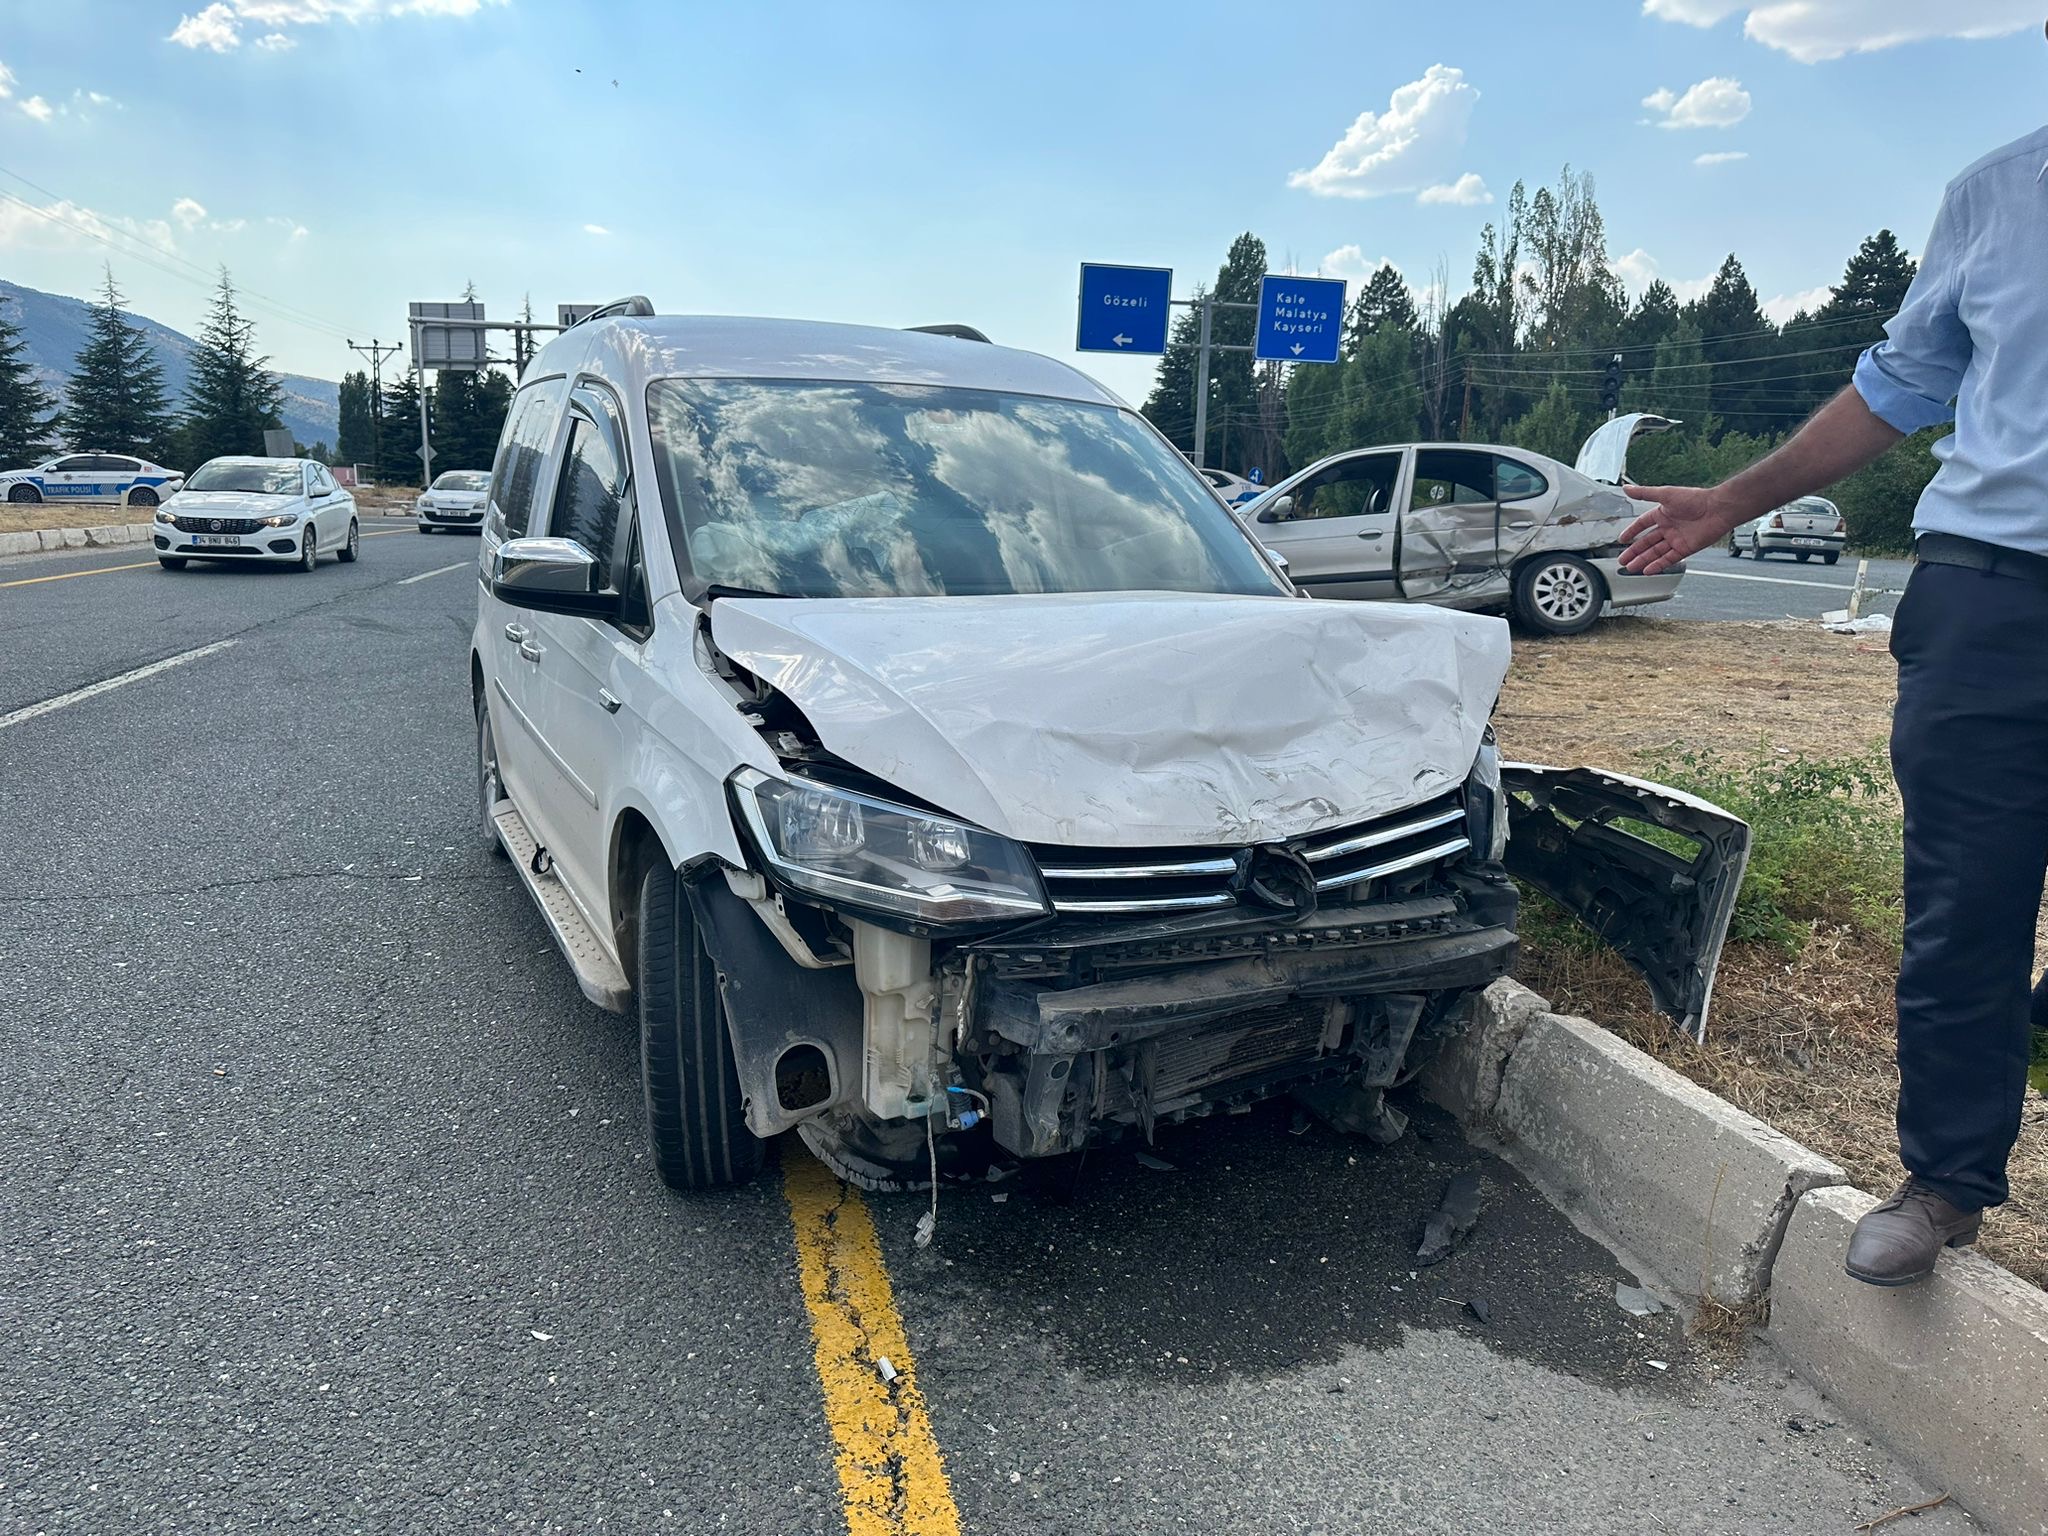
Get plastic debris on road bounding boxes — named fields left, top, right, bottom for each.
left=1614, top=1283, right=1665, bottom=1317
left=876, top=1356, right=898, bottom=1384
left=1133, top=1151, right=1176, bottom=1172
left=1822, top=611, right=1892, bottom=634
left=1466, top=1297, right=1492, bottom=1326
left=1416, top=1170, right=1484, bottom=1265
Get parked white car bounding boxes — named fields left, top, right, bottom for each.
left=1, top=452, right=184, bottom=507
left=1195, top=466, right=1264, bottom=506
left=1729, top=496, right=1847, bottom=564
left=417, top=469, right=492, bottom=533
left=470, top=306, right=1749, bottom=1192
left=152, top=457, right=360, bottom=572
left=1237, top=417, right=1684, bottom=635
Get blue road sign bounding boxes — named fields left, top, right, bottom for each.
left=1255, top=274, right=1347, bottom=363
left=1076, top=263, right=1173, bottom=355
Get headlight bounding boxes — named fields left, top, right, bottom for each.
left=1466, top=731, right=1508, bottom=863
left=731, top=768, right=1049, bottom=927
left=417, top=497, right=433, bottom=511
left=258, top=511, right=301, bottom=528
left=154, top=506, right=175, bottom=522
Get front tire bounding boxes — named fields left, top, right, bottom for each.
left=338, top=519, right=360, bottom=563
left=418, top=523, right=437, bottom=535
left=1727, top=539, right=1742, bottom=558
left=298, top=526, right=319, bottom=572
left=128, top=487, right=159, bottom=508
left=1512, top=552, right=1605, bottom=636
left=7, top=483, right=41, bottom=504
left=158, top=557, right=187, bottom=571
left=638, top=862, right=763, bottom=1191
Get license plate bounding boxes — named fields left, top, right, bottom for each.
left=1792, top=536, right=1826, bottom=546
left=194, top=533, right=241, bottom=547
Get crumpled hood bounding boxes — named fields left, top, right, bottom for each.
left=710, top=592, right=1510, bottom=849
left=167, top=490, right=299, bottom=515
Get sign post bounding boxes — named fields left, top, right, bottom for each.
left=1075, top=264, right=1173, bottom=355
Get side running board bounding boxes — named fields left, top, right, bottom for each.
left=491, top=800, right=632, bottom=1013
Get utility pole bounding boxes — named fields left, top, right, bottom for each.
left=347, top=337, right=400, bottom=483
left=1459, top=359, right=1473, bottom=440
left=1179, top=292, right=1256, bottom=469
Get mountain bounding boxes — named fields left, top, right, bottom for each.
left=0, top=278, right=341, bottom=455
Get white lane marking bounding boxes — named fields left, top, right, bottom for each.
left=1682, top=567, right=1860, bottom=591
left=397, top=561, right=468, bottom=586
left=0, top=639, right=238, bottom=732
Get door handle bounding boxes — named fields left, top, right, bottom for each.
left=1508, top=520, right=1535, bottom=530
left=1359, top=531, right=1383, bottom=540
left=518, top=640, right=544, bottom=663
left=504, top=623, right=528, bottom=644
left=598, top=688, right=622, bottom=714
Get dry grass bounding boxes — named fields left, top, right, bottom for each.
left=0, top=483, right=417, bottom=536
left=1500, top=617, right=2048, bottom=1291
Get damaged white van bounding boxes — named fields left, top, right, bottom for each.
left=469, top=304, right=1749, bottom=1191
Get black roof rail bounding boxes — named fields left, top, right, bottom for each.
left=905, top=323, right=991, bottom=343
left=567, top=296, right=655, bottom=329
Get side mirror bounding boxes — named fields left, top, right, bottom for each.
left=491, top=535, right=618, bottom=618
left=1256, top=495, right=1294, bottom=524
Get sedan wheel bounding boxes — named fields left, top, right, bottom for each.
left=129, top=487, right=159, bottom=508
left=338, top=519, right=360, bottom=563
left=1513, top=553, right=1604, bottom=636
left=298, top=526, right=319, bottom=572
left=6, top=484, right=40, bottom=504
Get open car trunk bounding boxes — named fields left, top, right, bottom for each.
left=1501, top=764, right=1751, bottom=1040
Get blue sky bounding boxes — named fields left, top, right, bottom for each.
left=1, top=0, right=2041, bottom=400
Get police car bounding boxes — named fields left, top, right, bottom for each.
left=0, top=452, right=186, bottom=507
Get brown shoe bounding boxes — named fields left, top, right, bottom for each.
left=1843, top=1179, right=1982, bottom=1288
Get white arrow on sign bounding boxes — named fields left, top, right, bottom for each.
left=1290, top=343, right=1305, bottom=356
left=1112, top=333, right=1133, bottom=347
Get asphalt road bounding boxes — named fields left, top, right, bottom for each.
left=1649, top=552, right=1912, bottom=624
left=0, top=530, right=1972, bottom=1535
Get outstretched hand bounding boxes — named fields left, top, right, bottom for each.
left=1618, top=484, right=1739, bottom=575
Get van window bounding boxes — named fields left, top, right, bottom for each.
left=548, top=409, right=626, bottom=577
left=489, top=378, right=568, bottom=538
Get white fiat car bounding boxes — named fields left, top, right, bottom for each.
left=1, top=451, right=185, bottom=507
left=417, top=469, right=492, bottom=533
left=471, top=304, right=1749, bottom=1193
left=153, top=457, right=360, bottom=571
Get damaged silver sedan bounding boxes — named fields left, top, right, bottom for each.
left=468, top=310, right=1748, bottom=1192
left=1238, top=415, right=1685, bottom=635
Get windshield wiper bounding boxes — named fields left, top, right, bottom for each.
left=702, top=582, right=794, bottom=602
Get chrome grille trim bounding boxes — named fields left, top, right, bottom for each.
left=1305, top=805, right=1465, bottom=863
left=1314, top=836, right=1471, bottom=892
left=1040, top=856, right=1239, bottom=882
left=1050, top=891, right=1238, bottom=915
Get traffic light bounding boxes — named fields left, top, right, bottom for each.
left=1600, top=353, right=1624, bottom=414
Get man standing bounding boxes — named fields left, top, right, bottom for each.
left=1620, top=120, right=2048, bottom=1287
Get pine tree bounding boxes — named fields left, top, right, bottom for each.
left=381, top=373, right=427, bottom=486
left=0, top=294, right=60, bottom=464
left=1345, top=265, right=1418, bottom=353
left=1685, top=255, right=1772, bottom=438
left=1205, top=233, right=1266, bottom=472
left=337, top=370, right=373, bottom=467
left=180, top=268, right=285, bottom=465
left=62, top=266, right=176, bottom=461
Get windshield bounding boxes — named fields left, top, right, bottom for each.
left=433, top=471, right=491, bottom=491
left=646, top=379, right=1287, bottom=599
left=184, top=462, right=302, bottom=495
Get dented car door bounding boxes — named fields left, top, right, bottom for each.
left=1397, top=448, right=1510, bottom=603
left=1500, top=765, right=1751, bottom=1040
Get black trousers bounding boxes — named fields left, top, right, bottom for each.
left=1890, top=561, right=2048, bottom=1209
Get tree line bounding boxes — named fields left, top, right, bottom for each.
left=0, top=267, right=513, bottom=487
left=1141, top=166, right=1938, bottom=551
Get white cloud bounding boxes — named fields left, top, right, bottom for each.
left=1614, top=248, right=1718, bottom=305
left=1644, top=1, right=2039, bottom=62
left=0, top=59, right=15, bottom=99
left=169, top=0, right=506, bottom=50
left=1319, top=246, right=1401, bottom=285
left=0, top=194, right=177, bottom=257
left=582, top=223, right=610, bottom=236
left=1694, top=150, right=1749, bottom=166
left=1642, top=76, right=1751, bottom=129
left=1288, top=64, right=1480, bottom=200
left=170, top=3, right=243, bottom=50
left=172, top=197, right=209, bottom=230
left=1418, top=172, right=1493, bottom=206
left=264, top=214, right=310, bottom=240
left=20, top=94, right=53, bottom=122
left=1763, top=285, right=1833, bottom=324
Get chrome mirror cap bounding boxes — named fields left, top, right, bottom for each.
left=494, top=536, right=598, bottom=595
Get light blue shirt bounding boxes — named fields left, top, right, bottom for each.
left=1853, top=124, right=2048, bottom=557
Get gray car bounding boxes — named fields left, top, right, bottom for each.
left=1238, top=414, right=1684, bottom=635
left=1729, top=495, right=1847, bottom=564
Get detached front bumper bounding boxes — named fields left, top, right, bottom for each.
left=1590, top=556, right=1684, bottom=611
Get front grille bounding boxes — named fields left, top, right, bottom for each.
left=1033, top=792, right=1471, bottom=916
left=1152, top=999, right=1329, bottom=1102
left=172, top=515, right=266, bottom=534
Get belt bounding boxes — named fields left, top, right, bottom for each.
left=1914, top=532, right=2048, bottom=587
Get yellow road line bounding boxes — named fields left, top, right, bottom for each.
left=0, top=528, right=417, bottom=589
left=783, top=1150, right=961, bottom=1536
left=0, top=559, right=155, bottom=588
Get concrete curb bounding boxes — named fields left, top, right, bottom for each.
left=0, top=522, right=153, bottom=557
left=1771, top=1186, right=2048, bottom=1536
left=1425, top=979, right=2048, bottom=1534
left=1426, top=981, right=1846, bottom=1306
